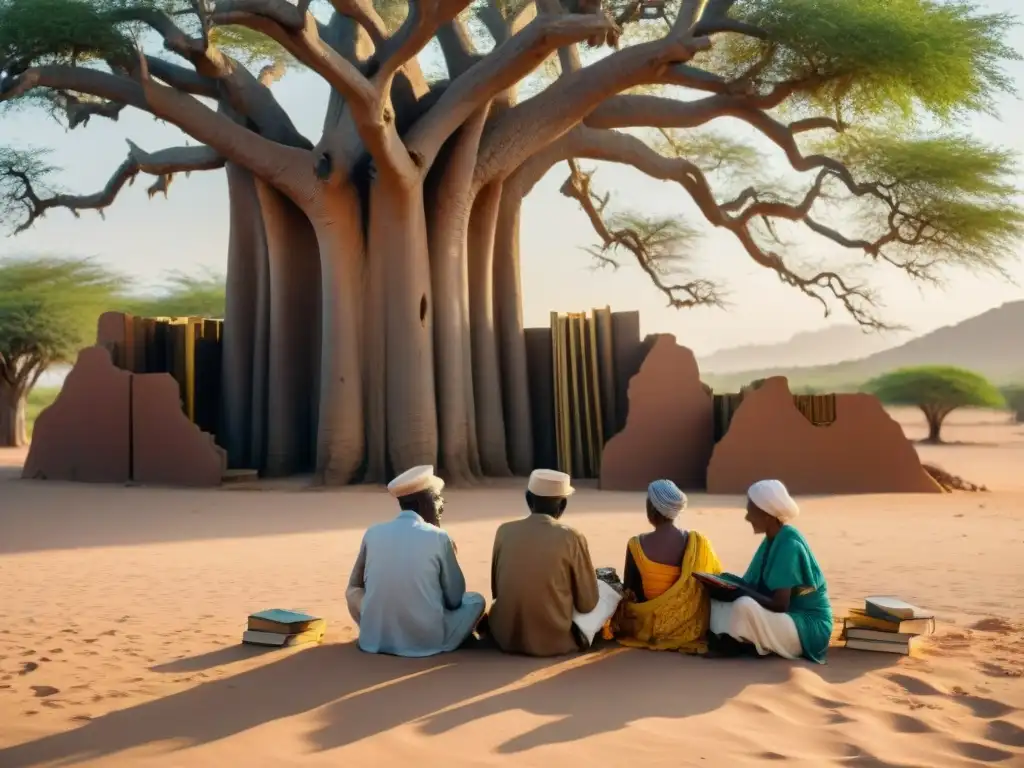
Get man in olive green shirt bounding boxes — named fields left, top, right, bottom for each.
left=486, top=469, right=600, bottom=656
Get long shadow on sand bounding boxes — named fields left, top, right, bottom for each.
left=0, top=642, right=559, bottom=767
left=0, top=482, right=636, bottom=555
left=0, top=642, right=896, bottom=766
left=413, top=646, right=897, bottom=755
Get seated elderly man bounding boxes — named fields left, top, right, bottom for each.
left=346, top=465, right=485, bottom=657
left=486, top=469, right=601, bottom=656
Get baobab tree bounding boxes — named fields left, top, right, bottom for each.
left=1, top=0, right=1021, bottom=484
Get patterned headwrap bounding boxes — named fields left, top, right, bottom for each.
left=648, top=479, right=687, bottom=520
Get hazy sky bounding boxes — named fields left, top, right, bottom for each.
left=1, top=0, right=1022, bottom=357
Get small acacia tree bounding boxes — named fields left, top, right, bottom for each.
left=1001, top=385, right=1024, bottom=423
left=0, top=256, right=126, bottom=447
left=0, top=0, right=1022, bottom=483
left=866, top=366, right=1005, bottom=443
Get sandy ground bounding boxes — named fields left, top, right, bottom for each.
left=1, top=410, right=1022, bottom=767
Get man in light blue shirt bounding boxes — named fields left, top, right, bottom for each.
left=346, top=465, right=485, bottom=657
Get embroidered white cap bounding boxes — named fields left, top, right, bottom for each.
left=387, top=465, right=445, bottom=498
left=527, top=468, right=575, bottom=497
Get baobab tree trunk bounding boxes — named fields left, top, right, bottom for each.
left=363, top=192, right=388, bottom=483
left=0, top=379, right=27, bottom=448
left=428, top=112, right=488, bottom=482
left=368, top=174, right=438, bottom=475
left=468, top=182, right=511, bottom=476
left=220, top=163, right=268, bottom=469
left=493, top=186, right=533, bottom=475
left=256, top=181, right=320, bottom=476
left=310, top=184, right=366, bottom=485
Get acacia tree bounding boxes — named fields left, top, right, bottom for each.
left=1, top=0, right=1021, bottom=484
left=1001, top=385, right=1024, bottom=423
left=0, top=256, right=126, bottom=447
left=866, top=366, right=1006, bottom=443
left=125, top=268, right=227, bottom=317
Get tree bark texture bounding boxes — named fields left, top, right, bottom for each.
left=368, top=174, right=439, bottom=476
left=256, top=180, right=320, bottom=476
left=0, top=380, right=27, bottom=449
left=310, top=183, right=367, bottom=485
left=427, top=110, right=488, bottom=483
left=493, top=184, right=533, bottom=475
left=214, top=143, right=547, bottom=484
left=220, top=163, right=267, bottom=469
left=468, top=182, right=512, bottom=476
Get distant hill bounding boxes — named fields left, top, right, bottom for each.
left=702, top=301, right=1024, bottom=392
left=699, top=325, right=906, bottom=373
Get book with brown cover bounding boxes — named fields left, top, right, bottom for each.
left=845, top=607, right=935, bottom=636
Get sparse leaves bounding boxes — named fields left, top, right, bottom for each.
left=0, top=147, right=59, bottom=232
left=561, top=160, right=723, bottom=309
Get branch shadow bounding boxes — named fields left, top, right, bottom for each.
left=416, top=647, right=899, bottom=754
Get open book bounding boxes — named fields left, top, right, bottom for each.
left=694, top=572, right=767, bottom=602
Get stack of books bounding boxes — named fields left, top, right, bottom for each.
left=242, top=609, right=326, bottom=648
left=843, top=596, right=935, bottom=655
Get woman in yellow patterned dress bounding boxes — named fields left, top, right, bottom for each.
left=612, top=479, right=723, bottom=652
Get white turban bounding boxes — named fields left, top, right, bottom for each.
left=648, top=479, right=687, bottom=520
left=747, top=479, right=800, bottom=524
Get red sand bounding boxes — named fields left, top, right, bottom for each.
left=0, top=409, right=1022, bottom=767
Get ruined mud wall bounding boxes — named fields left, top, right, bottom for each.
left=706, top=377, right=942, bottom=494
left=600, top=335, right=715, bottom=491
left=23, top=346, right=226, bottom=487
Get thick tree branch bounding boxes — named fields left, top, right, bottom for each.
left=437, top=19, right=481, bottom=78
left=145, top=56, right=220, bottom=98
left=43, top=91, right=126, bottom=130
left=529, top=127, right=888, bottom=327
left=133, top=56, right=312, bottom=191
left=212, top=4, right=413, bottom=177
left=475, top=34, right=712, bottom=185
left=327, top=0, right=388, bottom=45
left=4, top=142, right=224, bottom=234
left=408, top=13, right=620, bottom=167
left=376, top=0, right=474, bottom=90
left=117, top=6, right=308, bottom=147
left=1, top=66, right=149, bottom=114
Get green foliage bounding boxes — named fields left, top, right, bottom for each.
left=123, top=268, right=225, bottom=318
left=0, top=256, right=127, bottom=390
left=708, top=0, right=1018, bottom=120
left=1001, top=385, right=1024, bottom=422
left=25, top=385, right=59, bottom=437
left=655, top=129, right=760, bottom=175
left=0, top=0, right=139, bottom=70
left=865, top=366, right=1005, bottom=411
left=821, top=130, right=1024, bottom=274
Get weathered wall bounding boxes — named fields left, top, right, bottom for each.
left=22, top=347, right=131, bottom=483
left=706, top=377, right=942, bottom=494
left=24, top=345, right=225, bottom=488
left=133, top=375, right=227, bottom=487
left=600, top=335, right=715, bottom=491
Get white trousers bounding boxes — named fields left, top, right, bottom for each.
left=710, top=596, right=802, bottom=659
left=346, top=587, right=486, bottom=652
